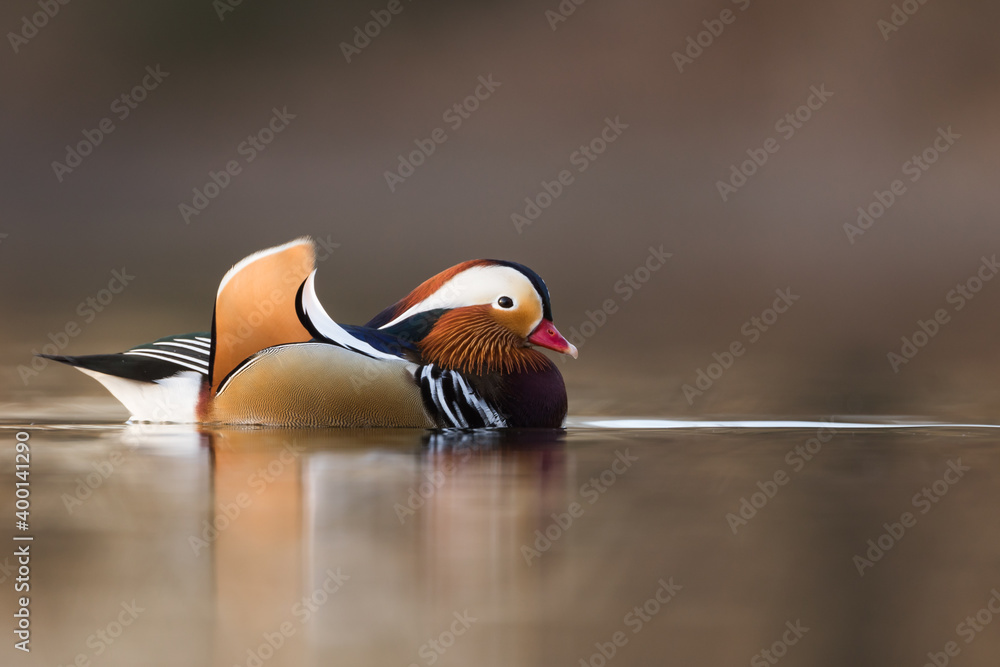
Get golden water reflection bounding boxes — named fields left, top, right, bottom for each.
left=2, top=422, right=1000, bottom=666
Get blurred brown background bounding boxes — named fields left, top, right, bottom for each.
left=2, top=0, right=1000, bottom=420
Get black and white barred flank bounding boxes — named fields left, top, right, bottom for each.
left=417, top=365, right=507, bottom=429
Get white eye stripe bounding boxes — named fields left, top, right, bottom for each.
left=380, top=266, right=541, bottom=329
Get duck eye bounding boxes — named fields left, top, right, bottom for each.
left=497, top=296, right=514, bottom=309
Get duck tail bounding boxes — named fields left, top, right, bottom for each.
left=39, top=332, right=213, bottom=421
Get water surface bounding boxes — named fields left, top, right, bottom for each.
left=1, top=412, right=999, bottom=666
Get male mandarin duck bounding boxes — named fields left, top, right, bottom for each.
left=44, top=237, right=578, bottom=427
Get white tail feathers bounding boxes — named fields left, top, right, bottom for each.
left=76, top=368, right=202, bottom=422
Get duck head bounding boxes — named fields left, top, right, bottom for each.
left=367, top=260, right=578, bottom=374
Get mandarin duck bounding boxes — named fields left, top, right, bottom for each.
left=43, top=237, right=578, bottom=427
